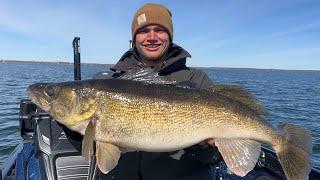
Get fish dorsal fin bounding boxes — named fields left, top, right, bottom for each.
left=96, top=141, right=121, bottom=174
left=119, top=68, right=176, bottom=85
left=212, top=84, right=268, bottom=115
left=215, top=138, right=261, bottom=177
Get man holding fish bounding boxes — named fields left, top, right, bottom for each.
left=93, top=3, right=217, bottom=180
left=28, top=3, right=312, bottom=180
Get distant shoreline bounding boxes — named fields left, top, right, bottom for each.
left=0, top=60, right=112, bottom=66
left=1, top=59, right=319, bottom=72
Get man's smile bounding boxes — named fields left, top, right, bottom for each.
left=143, top=44, right=162, bottom=51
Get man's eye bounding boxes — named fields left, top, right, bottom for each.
left=155, top=29, right=165, bottom=33
left=138, top=29, right=148, bottom=34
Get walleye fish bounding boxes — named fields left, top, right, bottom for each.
left=28, top=71, right=312, bottom=180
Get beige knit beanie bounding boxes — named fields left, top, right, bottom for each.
left=131, top=3, right=173, bottom=43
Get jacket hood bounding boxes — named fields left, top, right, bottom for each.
left=111, top=43, right=191, bottom=74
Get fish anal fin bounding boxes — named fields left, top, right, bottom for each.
left=96, top=141, right=121, bottom=174
left=82, top=119, right=96, bottom=162
left=211, top=84, right=268, bottom=115
left=215, top=138, right=261, bottom=177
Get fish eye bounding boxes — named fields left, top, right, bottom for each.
left=45, top=85, right=56, bottom=97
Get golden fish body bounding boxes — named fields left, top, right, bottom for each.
left=94, top=86, right=275, bottom=152
left=28, top=77, right=312, bottom=180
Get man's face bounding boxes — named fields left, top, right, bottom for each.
left=135, top=25, right=170, bottom=64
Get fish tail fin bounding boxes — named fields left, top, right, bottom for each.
left=275, top=124, right=312, bottom=180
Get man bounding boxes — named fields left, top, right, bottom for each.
left=94, top=3, right=219, bottom=180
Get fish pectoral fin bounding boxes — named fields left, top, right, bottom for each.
left=119, top=147, right=136, bottom=153
left=82, top=119, right=96, bottom=162
left=169, top=150, right=186, bottom=160
left=215, top=138, right=261, bottom=177
left=96, top=141, right=121, bottom=174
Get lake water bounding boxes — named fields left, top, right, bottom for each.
left=0, top=62, right=319, bottom=171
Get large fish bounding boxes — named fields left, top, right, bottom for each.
left=28, top=71, right=312, bottom=180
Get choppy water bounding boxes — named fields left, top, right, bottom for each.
left=0, top=62, right=319, bottom=171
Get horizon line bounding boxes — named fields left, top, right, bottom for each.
left=1, top=59, right=319, bottom=72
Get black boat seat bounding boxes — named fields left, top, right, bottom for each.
left=34, top=113, right=89, bottom=180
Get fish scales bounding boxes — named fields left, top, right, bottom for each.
left=87, top=79, right=278, bottom=150
left=28, top=76, right=312, bottom=180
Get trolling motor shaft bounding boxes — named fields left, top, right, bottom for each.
left=73, top=37, right=81, bottom=81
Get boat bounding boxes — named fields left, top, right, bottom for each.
left=1, top=37, right=320, bottom=180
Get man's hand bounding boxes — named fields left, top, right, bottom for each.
left=199, top=138, right=215, bottom=149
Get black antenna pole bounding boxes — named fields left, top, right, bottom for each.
left=73, top=37, right=81, bottom=80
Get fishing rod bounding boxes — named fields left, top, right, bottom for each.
left=73, top=37, right=81, bottom=80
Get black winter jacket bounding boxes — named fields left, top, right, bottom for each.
left=93, top=43, right=213, bottom=89
left=93, top=44, right=219, bottom=180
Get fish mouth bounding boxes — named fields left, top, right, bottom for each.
left=28, top=83, right=51, bottom=112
